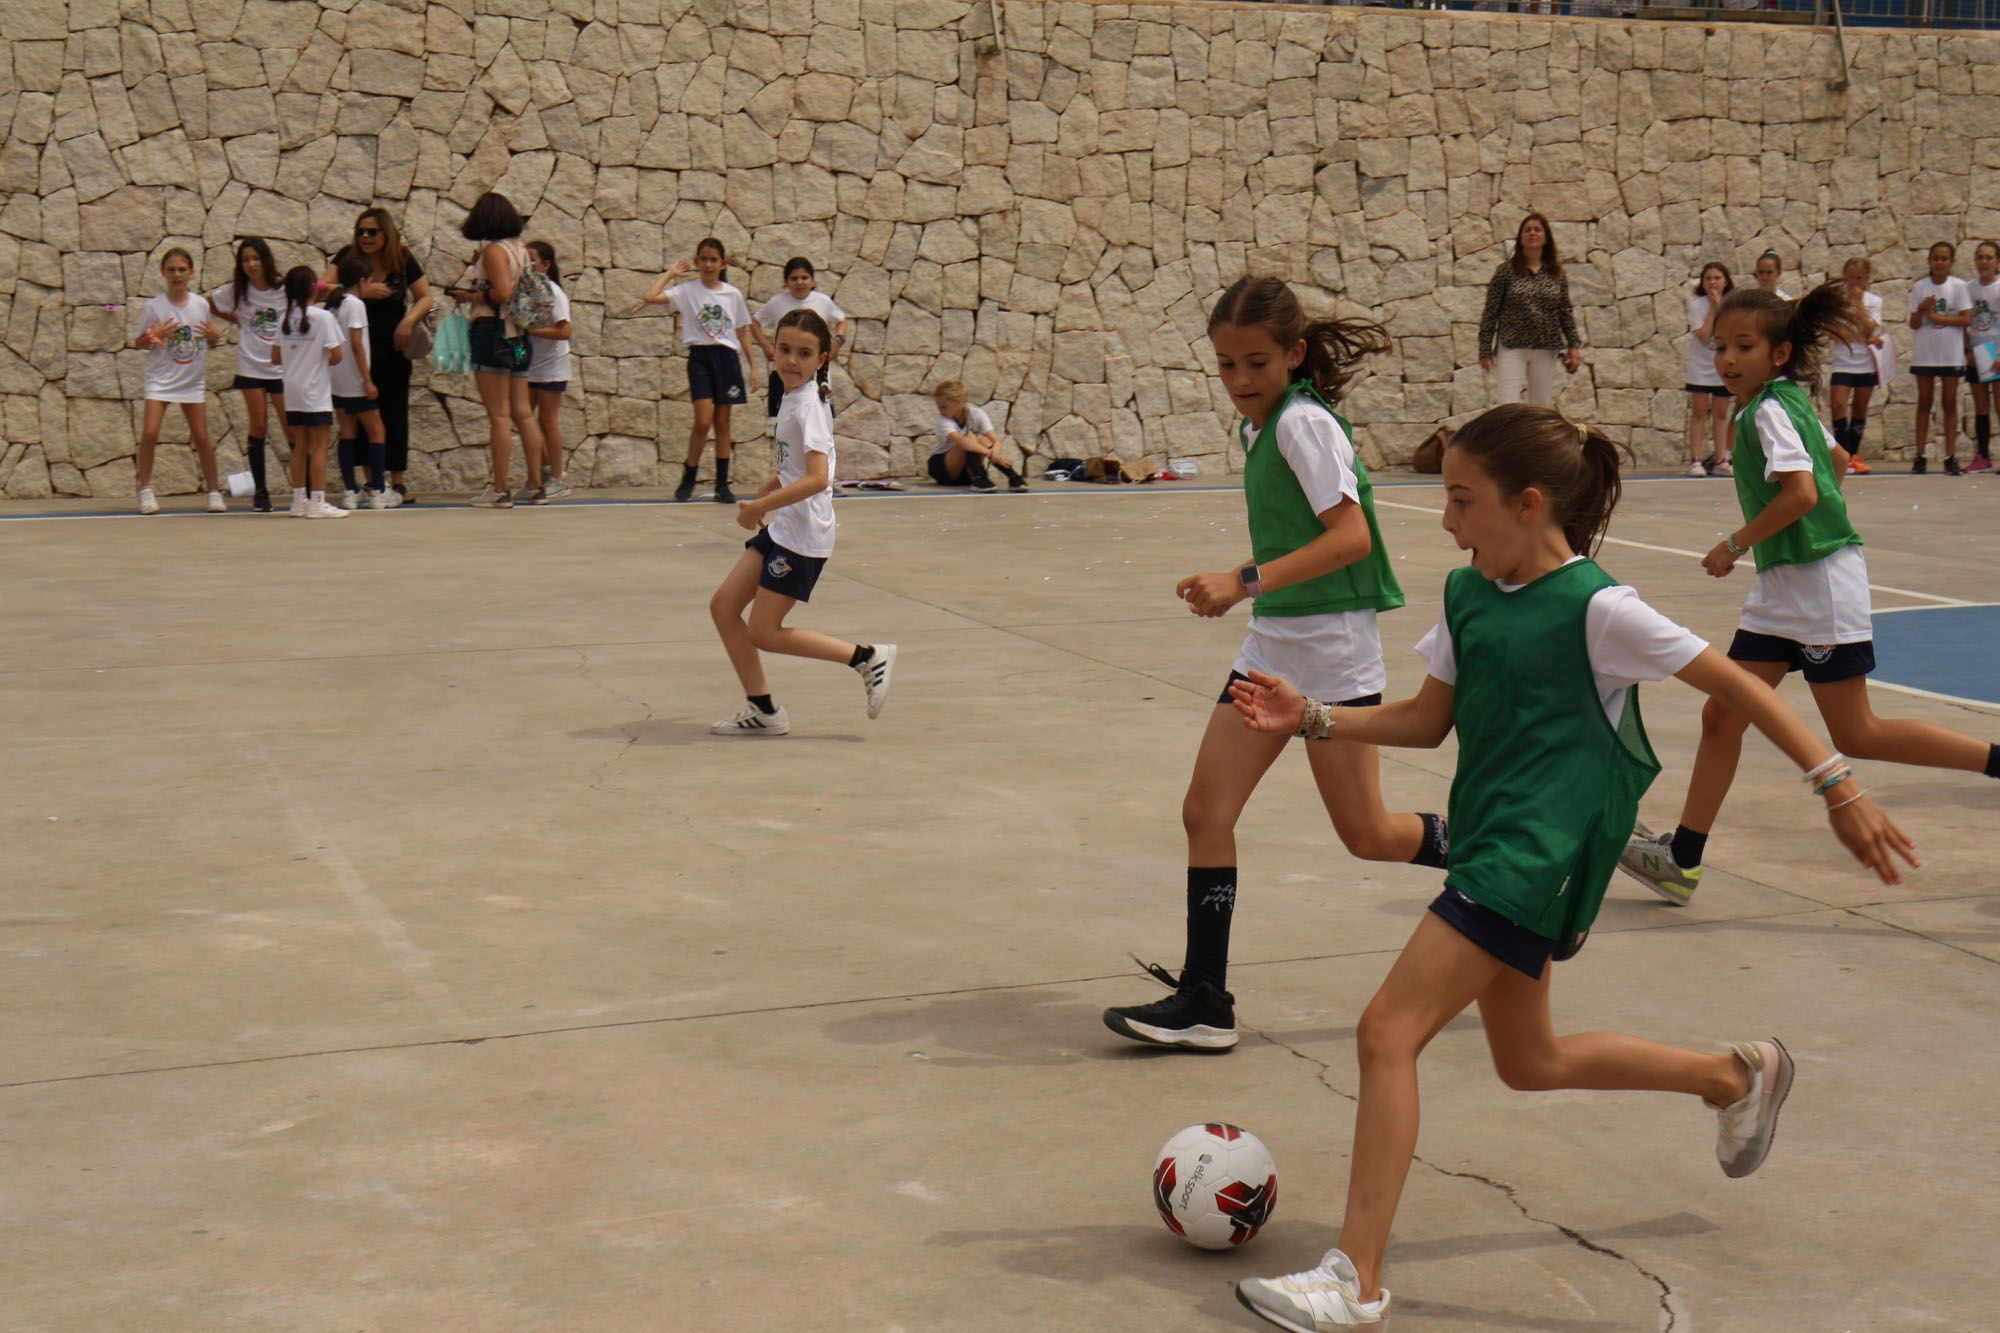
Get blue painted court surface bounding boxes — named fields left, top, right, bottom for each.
left=1873, top=603, right=2000, bottom=706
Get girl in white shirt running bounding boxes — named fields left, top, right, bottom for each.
left=708, top=309, right=894, bottom=737
left=133, top=248, right=225, bottom=515
left=1962, top=239, right=2000, bottom=472
left=269, top=266, right=347, bottom=519
left=1908, top=240, right=1973, bottom=475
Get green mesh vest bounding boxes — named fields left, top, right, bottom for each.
left=1443, top=560, right=1661, bottom=959
left=1240, top=381, right=1404, bottom=617
left=1731, top=379, right=1863, bottom=572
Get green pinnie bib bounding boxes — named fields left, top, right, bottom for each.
left=1730, top=379, right=1863, bottom=572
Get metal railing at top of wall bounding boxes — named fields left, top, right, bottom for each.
left=1263, top=0, right=2000, bottom=30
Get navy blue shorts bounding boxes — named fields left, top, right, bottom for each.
left=531, top=380, right=567, bottom=395
left=1829, top=371, right=1879, bottom=389
left=1912, top=364, right=1963, bottom=379
left=333, top=394, right=379, bottom=414
left=233, top=375, right=284, bottom=394
left=689, top=344, right=746, bottom=404
left=1430, top=887, right=1556, bottom=979
left=747, top=527, right=825, bottom=603
left=285, top=409, right=333, bottom=427
left=1684, top=383, right=1731, bottom=397
left=1728, top=628, right=1875, bottom=684
left=1218, top=670, right=1381, bottom=710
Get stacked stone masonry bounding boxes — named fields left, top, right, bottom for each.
left=1, top=0, right=1996, bottom=498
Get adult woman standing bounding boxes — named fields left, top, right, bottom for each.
left=444, top=191, right=547, bottom=508
left=1477, top=214, right=1583, bottom=407
left=325, top=208, right=433, bottom=503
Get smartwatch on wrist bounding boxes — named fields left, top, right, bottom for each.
left=1725, top=532, right=1750, bottom=557
left=1238, top=563, right=1262, bottom=599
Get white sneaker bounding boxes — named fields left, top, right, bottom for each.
left=857, top=643, right=897, bottom=719
left=1713, top=459, right=1734, bottom=477
left=1684, top=460, right=1707, bottom=478
left=469, top=486, right=513, bottom=509
left=377, top=486, right=403, bottom=508
left=207, top=491, right=226, bottom=513
left=711, top=703, right=789, bottom=736
left=307, top=499, right=349, bottom=519
left=1715, top=1038, right=1794, bottom=1178
left=290, top=492, right=308, bottom=517
left=543, top=479, right=573, bottom=500
left=341, top=489, right=361, bottom=511
left=1238, top=1248, right=1389, bottom=1331
left=138, top=487, right=160, bottom=515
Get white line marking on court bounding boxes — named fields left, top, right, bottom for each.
left=235, top=735, right=467, bottom=1021
left=1371, top=498, right=1977, bottom=607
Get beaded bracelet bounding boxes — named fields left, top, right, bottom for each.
left=1295, top=697, right=1337, bottom=742
left=1803, top=754, right=1846, bottom=784
left=1813, top=766, right=1854, bottom=797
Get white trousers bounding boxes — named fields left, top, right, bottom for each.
left=1494, top=345, right=1563, bottom=407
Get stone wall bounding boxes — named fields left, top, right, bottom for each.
left=2, top=0, right=1998, bottom=499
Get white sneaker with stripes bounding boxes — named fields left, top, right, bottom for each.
left=857, top=644, right=897, bottom=719
left=711, top=703, right=789, bottom=737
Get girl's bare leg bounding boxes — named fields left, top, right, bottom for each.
left=1304, top=735, right=1425, bottom=863
left=184, top=403, right=218, bottom=491
left=1710, top=396, right=1732, bottom=465
left=508, top=377, right=544, bottom=485
left=686, top=400, right=714, bottom=468
left=1183, top=704, right=1290, bottom=866
left=1809, top=676, right=1993, bottom=770
left=713, top=402, right=734, bottom=462
left=710, top=550, right=767, bottom=695
left=746, top=587, right=853, bottom=664
left=475, top=368, right=513, bottom=491
left=1914, top=376, right=1934, bottom=462
left=1676, top=659, right=1789, bottom=836
left=1685, top=392, right=1706, bottom=465
left=537, top=392, right=565, bottom=480
left=137, top=399, right=167, bottom=487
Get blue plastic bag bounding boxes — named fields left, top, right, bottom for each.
left=432, top=308, right=471, bottom=375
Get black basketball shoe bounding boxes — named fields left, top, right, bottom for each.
left=1104, top=961, right=1237, bottom=1051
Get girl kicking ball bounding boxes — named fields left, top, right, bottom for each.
left=1227, top=403, right=1913, bottom=1331
left=708, top=309, right=894, bottom=736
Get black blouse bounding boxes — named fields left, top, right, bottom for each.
left=333, top=249, right=426, bottom=349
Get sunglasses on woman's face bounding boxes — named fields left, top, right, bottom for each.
left=356, top=227, right=381, bottom=237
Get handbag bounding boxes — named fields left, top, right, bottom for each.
left=432, top=308, right=471, bottom=374
left=403, top=309, right=435, bottom=363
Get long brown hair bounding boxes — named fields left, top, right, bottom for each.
left=353, top=207, right=410, bottom=278
left=1511, top=213, right=1562, bottom=278
left=1449, top=404, right=1628, bottom=557
left=1206, top=275, right=1392, bottom=406
left=1716, top=284, right=1869, bottom=393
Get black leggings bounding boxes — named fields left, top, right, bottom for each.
left=371, top=333, right=413, bottom=472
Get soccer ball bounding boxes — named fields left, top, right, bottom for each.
left=1151, top=1123, right=1278, bottom=1249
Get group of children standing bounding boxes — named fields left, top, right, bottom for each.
left=1070, top=271, right=1992, bottom=1331
left=1685, top=243, right=2000, bottom=479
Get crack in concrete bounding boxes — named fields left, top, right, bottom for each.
left=1252, top=1029, right=1682, bottom=1331
left=569, top=645, right=655, bottom=794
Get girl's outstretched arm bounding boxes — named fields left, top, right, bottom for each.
left=1229, top=669, right=1455, bottom=750
left=1674, top=648, right=1917, bottom=884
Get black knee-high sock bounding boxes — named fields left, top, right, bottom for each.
left=1986, top=744, right=2000, bottom=778
left=366, top=440, right=388, bottom=490
left=337, top=437, right=359, bottom=492
left=1182, top=867, right=1237, bottom=993
left=247, top=435, right=268, bottom=490
left=1833, top=418, right=1851, bottom=450
left=965, top=454, right=993, bottom=485
left=1850, top=416, right=1867, bottom=454
left=714, top=456, right=731, bottom=488
left=1977, top=415, right=1992, bottom=459
left=1409, top=813, right=1449, bottom=869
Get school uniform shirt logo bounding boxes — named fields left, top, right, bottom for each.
left=726, top=383, right=743, bottom=401
left=695, top=302, right=733, bottom=341
left=166, top=323, right=199, bottom=364
left=250, top=307, right=279, bottom=342
left=766, top=554, right=791, bottom=580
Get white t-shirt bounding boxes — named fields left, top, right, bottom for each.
left=754, top=289, right=846, bottom=337
left=666, top=280, right=752, bottom=350
left=210, top=282, right=287, bottom=380
left=1829, top=290, right=1884, bottom=376
left=1909, top=276, right=1972, bottom=367
left=933, top=404, right=996, bottom=457
left=327, top=293, right=371, bottom=399
left=767, top=382, right=837, bottom=558
left=1734, top=395, right=1873, bottom=643
left=274, top=305, right=343, bottom=414
left=1685, top=295, right=1723, bottom=386
left=1964, top=278, right=2000, bottom=349
left=133, top=292, right=212, bottom=403
left=530, top=282, right=572, bottom=383
left=1231, top=400, right=1386, bottom=703
left=1415, top=562, right=1708, bottom=728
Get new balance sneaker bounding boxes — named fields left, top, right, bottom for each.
left=137, top=487, right=160, bottom=515
left=711, top=703, right=789, bottom=736
left=1967, top=454, right=1993, bottom=472
left=1715, top=1038, right=1794, bottom=1179
left=207, top=491, right=226, bottom=513
left=857, top=643, right=897, bottom=719
left=1618, top=823, right=1703, bottom=905
left=1102, top=963, right=1237, bottom=1050
left=543, top=478, right=573, bottom=500
left=1237, top=1248, right=1389, bottom=1331
left=1944, top=454, right=1963, bottom=476
left=1713, top=459, right=1734, bottom=477
left=469, top=486, right=513, bottom=509
left=1684, top=460, right=1707, bottom=478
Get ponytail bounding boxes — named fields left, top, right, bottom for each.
left=1717, top=283, right=1867, bottom=393
left=1448, top=404, right=1629, bottom=557
left=279, top=265, right=317, bottom=335
left=1207, top=275, right=1392, bottom=407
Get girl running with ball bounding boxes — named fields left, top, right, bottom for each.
left=1101, top=276, right=1448, bottom=1053
left=1227, top=403, right=1913, bottom=1330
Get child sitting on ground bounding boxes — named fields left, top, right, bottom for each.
left=930, top=381, right=1028, bottom=491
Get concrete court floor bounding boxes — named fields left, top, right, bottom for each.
left=3, top=471, right=1997, bottom=1332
